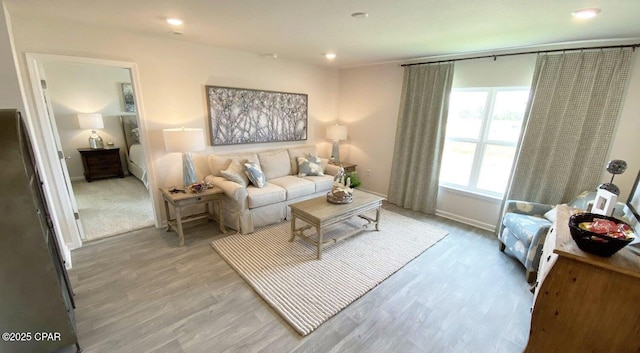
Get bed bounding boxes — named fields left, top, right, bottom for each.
left=120, top=115, right=148, bottom=189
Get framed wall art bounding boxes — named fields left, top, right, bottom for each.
left=121, top=83, right=136, bottom=113
left=206, top=85, right=308, bottom=145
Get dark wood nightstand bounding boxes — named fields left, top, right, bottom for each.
left=78, top=148, right=125, bottom=182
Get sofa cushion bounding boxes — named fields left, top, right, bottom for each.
left=288, top=146, right=317, bottom=175
left=221, top=159, right=249, bottom=187
left=269, top=176, right=316, bottom=200
left=297, top=155, right=324, bottom=177
left=258, top=149, right=291, bottom=180
left=302, top=175, right=334, bottom=192
left=244, top=162, right=267, bottom=188
left=208, top=153, right=259, bottom=177
left=246, top=183, right=286, bottom=209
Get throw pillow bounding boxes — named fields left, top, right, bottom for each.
left=244, top=162, right=266, bottom=188
left=297, top=154, right=325, bottom=177
left=221, top=159, right=249, bottom=187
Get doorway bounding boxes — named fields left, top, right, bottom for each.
left=25, top=54, right=158, bottom=245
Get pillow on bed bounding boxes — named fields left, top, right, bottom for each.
left=244, top=162, right=266, bottom=188
left=220, top=159, right=249, bottom=187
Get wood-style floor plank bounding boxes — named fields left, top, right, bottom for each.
left=69, top=204, right=532, bottom=353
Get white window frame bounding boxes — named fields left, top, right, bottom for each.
left=440, top=86, right=529, bottom=198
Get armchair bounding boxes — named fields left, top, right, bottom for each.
left=498, top=201, right=554, bottom=283
left=498, top=191, right=628, bottom=283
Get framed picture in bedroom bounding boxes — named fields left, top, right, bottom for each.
left=206, top=85, right=308, bottom=145
left=121, top=83, right=136, bottom=113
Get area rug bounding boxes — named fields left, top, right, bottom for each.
left=211, top=209, right=448, bottom=335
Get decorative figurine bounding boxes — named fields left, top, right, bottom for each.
left=327, top=166, right=354, bottom=204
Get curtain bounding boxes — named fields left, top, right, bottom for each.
left=387, top=62, right=454, bottom=214
left=506, top=49, right=633, bottom=205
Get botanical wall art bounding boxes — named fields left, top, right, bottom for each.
left=121, top=83, right=136, bottom=113
left=206, top=85, right=308, bottom=145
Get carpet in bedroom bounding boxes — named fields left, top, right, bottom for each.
left=211, top=209, right=448, bottom=336
left=73, top=176, right=155, bottom=241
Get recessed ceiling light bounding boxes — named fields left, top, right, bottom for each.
left=571, top=8, right=601, bottom=19
left=325, top=53, right=337, bottom=60
left=351, top=12, right=369, bottom=19
left=167, top=18, right=183, bottom=26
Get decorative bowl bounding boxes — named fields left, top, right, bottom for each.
left=568, top=213, right=635, bottom=257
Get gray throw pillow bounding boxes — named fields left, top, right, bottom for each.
left=244, top=162, right=266, bottom=188
left=221, top=159, right=249, bottom=187
left=297, top=155, right=325, bottom=177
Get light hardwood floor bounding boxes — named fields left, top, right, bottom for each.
left=69, top=203, right=532, bottom=353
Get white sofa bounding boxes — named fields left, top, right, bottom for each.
left=204, top=145, right=341, bottom=234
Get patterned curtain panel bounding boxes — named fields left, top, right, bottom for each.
left=506, top=49, right=633, bottom=204
left=387, top=63, right=454, bottom=214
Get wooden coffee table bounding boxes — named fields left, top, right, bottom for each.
left=289, top=189, right=384, bottom=259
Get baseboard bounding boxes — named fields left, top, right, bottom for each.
left=359, top=188, right=387, bottom=198
left=70, top=176, right=85, bottom=182
left=435, top=209, right=496, bottom=232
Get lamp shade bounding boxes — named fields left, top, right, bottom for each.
left=163, top=128, right=206, bottom=152
left=326, top=124, right=347, bottom=141
left=77, top=113, right=104, bottom=129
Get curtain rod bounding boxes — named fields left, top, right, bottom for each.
left=401, top=43, right=640, bottom=67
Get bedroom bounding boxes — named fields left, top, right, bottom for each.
left=41, top=59, right=154, bottom=241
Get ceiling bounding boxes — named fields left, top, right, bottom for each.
left=5, top=0, right=640, bottom=68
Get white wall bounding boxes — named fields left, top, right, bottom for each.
left=44, top=62, right=132, bottom=179
left=10, top=16, right=340, bottom=226
left=338, top=54, right=640, bottom=231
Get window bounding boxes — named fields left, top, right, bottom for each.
left=439, top=87, right=529, bottom=197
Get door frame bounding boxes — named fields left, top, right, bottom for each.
left=24, top=53, right=159, bottom=250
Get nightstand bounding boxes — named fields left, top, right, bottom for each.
left=78, top=148, right=125, bottom=182
left=160, top=186, right=227, bottom=247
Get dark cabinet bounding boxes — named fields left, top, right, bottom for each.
left=0, top=109, right=80, bottom=353
left=78, top=147, right=124, bottom=182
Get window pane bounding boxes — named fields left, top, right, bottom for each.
left=477, top=144, right=517, bottom=194
left=446, top=91, right=487, bottom=139
left=440, top=141, right=476, bottom=186
left=487, top=90, right=529, bottom=143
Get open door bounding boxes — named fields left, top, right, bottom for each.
left=29, top=59, right=86, bottom=240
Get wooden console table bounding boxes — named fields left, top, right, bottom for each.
left=525, top=204, right=640, bottom=353
left=160, top=186, right=227, bottom=247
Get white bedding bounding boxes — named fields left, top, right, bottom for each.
left=128, top=143, right=148, bottom=188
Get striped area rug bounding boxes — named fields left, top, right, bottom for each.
left=211, top=209, right=448, bottom=336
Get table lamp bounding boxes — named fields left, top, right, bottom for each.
left=78, top=113, right=104, bottom=149
left=163, top=127, right=206, bottom=187
left=326, top=124, right=347, bottom=164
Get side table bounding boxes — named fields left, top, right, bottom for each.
left=78, top=148, right=125, bottom=182
left=160, top=186, right=227, bottom=247
left=331, top=162, right=357, bottom=174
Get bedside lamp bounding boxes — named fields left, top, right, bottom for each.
left=163, top=127, right=206, bottom=187
left=78, top=113, right=104, bottom=149
left=326, top=124, right=347, bottom=164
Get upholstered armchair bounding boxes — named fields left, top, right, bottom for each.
left=498, top=201, right=554, bottom=283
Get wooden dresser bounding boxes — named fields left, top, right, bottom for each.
left=525, top=204, right=640, bottom=353
left=78, top=148, right=124, bottom=182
